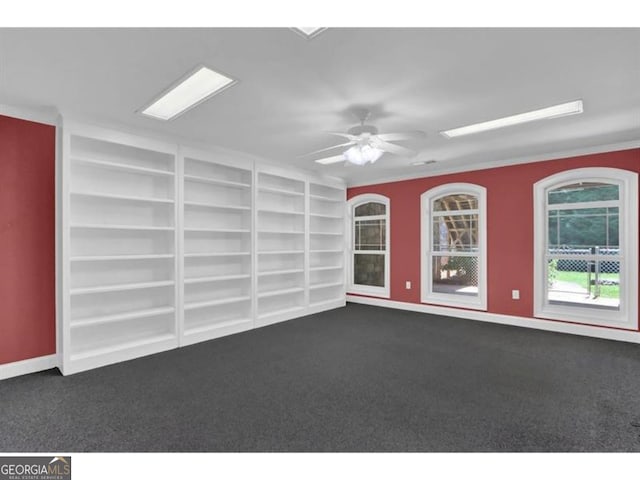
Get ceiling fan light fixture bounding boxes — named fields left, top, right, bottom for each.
left=344, top=145, right=384, bottom=166
left=441, top=100, right=584, bottom=138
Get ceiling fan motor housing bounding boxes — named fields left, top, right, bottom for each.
left=348, top=124, right=379, bottom=136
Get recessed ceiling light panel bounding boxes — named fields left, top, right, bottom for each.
left=291, top=27, right=327, bottom=39
left=140, top=66, right=237, bottom=121
left=441, top=100, right=584, bottom=138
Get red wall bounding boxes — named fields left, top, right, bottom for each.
left=0, top=114, right=56, bottom=364
left=347, top=149, right=640, bottom=329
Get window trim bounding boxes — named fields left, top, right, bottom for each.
left=421, top=183, right=487, bottom=310
left=533, top=167, right=638, bottom=329
left=347, top=193, right=390, bottom=298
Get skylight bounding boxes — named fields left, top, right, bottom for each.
left=441, top=100, right=584, bottom=138
left=141, top=66, right=236, bottom=121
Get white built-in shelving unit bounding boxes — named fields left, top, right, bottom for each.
left=309, top=182, right=346, bottom=307
left=256, top=169, right=307, bottom=326
left=180, top=147, right=254, bottom=346
left=62, top=123, right=179, bottom=374
left=61, top=120, right=346, bottom=375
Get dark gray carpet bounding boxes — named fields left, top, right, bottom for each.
left=1, top=303, right=639, bottom=452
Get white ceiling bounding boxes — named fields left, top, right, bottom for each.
left=1, top=28, right=639, bottom=185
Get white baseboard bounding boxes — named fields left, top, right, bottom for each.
left=0, top=354, right=59, bottom=381
left=346, top=295, right=640, bottom=344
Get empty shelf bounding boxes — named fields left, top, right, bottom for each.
left=258, top=185, right=305, bottom=197
left=184, top=296, right=251, bottom=310
left=310, top=213, right=343, bottom=219
left=71, top=280, right=175, bottom=296
left=183, top=174, right=250, bottom=189
left=258, top=230, right=305, bottom=235
left=70, top=224, right=174, bottom=231
left=71, top=156, right=174, bottom=177
left=258, top=305, right=304, bottom=320
left=71, top=191, right=174, bottom=204
left=183, top=200, right=251, bottom=211
left=71, top=254, right=175, bottom=262
left=185, top=274, right=251, bottom=284
left=184, top=227, right=250, bottom=233
left=309, top=194, right=344, bottom=203
left=310, top=281, right=344, bottom=290
left=184, top=252, right=250, bottom=258
left=310, top=265, right=343, bottom=271
left=71, top=306, right=175, bottom=329
left=258, top=268, right=304, bottom=276
left=184, top=318, right=253, bottom=337
left=258, top=208, right=305, bottom=216
left=257, top=287, right=305, bottom=298
left=70, top=333, right=176, bottom=361
left=257, top=250, right=304, bottom=255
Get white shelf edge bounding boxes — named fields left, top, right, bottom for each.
left=309, top=213, right=344, bottom=219
left=183, top=173, right=251, bottom=189
left=257, top=208, right=305, bottom=216
left=70, top=224, right=174, bottom=232
left=310, top=265, right=343, bottom=271
left=309, top=298, right=345, bottom=308
left=70, top=254, right=175, bottom=262
left=184, top=227, right=250, bottom=233
left=258, top=230, right=305, bottom=235
left=185, top=274, right=251, bottom=284
left=71, top=191, right=175, bottom=204
left=258, top=268, right=304, bottom=277
left=70, top=333, right=176, bottom=361
left=71, top=306, right=175, bottom=329
left=70, top=280, right=175, bottom=296
left=257, top=287, right=305, bottom=299
left=258, top=185, right=305, bottom=197
left=183, top=318, right=253, bottom=336
left=257, top=250, right=305, bottom=255
left=309, top=194, right=344, bottom=203
left=71, top=156, right=174, bottom=177
left=184, top=252, right=251, bottom=258
left=258, top=305, right=305, bottom=320
left=310, top=249, right=343, bottom=254
left=184, top=296, right=251, bottom=310
left=310, top=231, right=343, bottom=236
left=184, top=200, right=251, bottom=211
left=310, top=282, right=344, bottom=290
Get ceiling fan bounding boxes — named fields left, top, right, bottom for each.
left=306, top=110, right=426, bottom=166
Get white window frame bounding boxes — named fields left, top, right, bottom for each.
left=347, top=194, right=390, bottom=298
left=421, top=183, right=487, bottom=310
left=533, top=167, right=638, bottom=329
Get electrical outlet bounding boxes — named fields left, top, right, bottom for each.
left=512, top=289, right=520, bottom=300
left=405, top=281, right=412, bottom=290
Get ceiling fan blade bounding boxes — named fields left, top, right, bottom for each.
left=376, top=131, right=426, bottom=142
left=315, top=154, right=346, bottom=165
left=374, top=139, right=417, bottom=157
left=327, top=132, right=358, bottom=140
left=301, top=141, right=356, bottom=157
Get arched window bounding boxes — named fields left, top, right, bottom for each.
left=421, top=183, right=487, bottom=309
left=348, top=194, right=390, bottom=297
left=534, top=167, right=638, bottom=328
